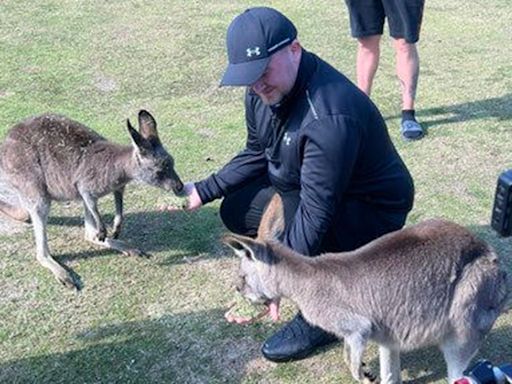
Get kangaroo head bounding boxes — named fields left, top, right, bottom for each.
left=223, top=234, right=280, bottom=305
left=127, top=110, right=184, bottom=195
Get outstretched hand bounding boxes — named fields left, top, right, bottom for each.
left=159, top=182, right=203, bottom=212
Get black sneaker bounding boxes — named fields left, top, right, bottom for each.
left=261, top=312, right=338, bottom=362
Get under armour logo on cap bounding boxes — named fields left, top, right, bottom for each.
left=246, top=47, right=261, bottom=58
left=220, top=7, right=298, bottom=87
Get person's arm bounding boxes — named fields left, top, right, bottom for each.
left=194, top=93, right=268, bottom=205
left=283, top=115, right=362, bottom=255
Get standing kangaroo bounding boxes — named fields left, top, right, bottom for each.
left=223, top=196, right=510, bottom=383
left=0, top=110, right=183, bottom=290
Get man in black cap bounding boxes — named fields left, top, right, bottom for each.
left=166, top=6, right=414, bottom=362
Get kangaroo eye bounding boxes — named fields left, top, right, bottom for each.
left=161, top=158, right=173, bottom=171
left=156, top=169, right=167, bottom=180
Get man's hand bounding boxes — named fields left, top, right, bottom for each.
left=159, top=182, right=203, bottom=212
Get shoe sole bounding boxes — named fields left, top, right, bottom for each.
left=261, top=347, right=316, bottom=363
left=261, top=337, right=338, bottom=362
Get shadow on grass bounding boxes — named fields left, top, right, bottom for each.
left=467, top=224, right=512, bottom=264
left=0, top=308, right=272, bottom=384
left=395, top=325, right=512, bottom=384
left=385, top=92, right=512, bottom=130
left=1, top=318, right=510, bottom=384
left=46, top=206, right=227, bottom=264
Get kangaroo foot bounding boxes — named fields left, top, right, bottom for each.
left=52, top=265, right=82, bottom=290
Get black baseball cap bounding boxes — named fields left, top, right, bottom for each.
left=220, top=7, right=298, bottom=87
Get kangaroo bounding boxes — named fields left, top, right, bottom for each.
left=0, top=110, right=184, bottom=290
left=223, top=196, right=510, bottom=383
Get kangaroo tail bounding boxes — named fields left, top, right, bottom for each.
left=257, top=193, right=285, bottom=241
left=0, top=199, right=31, bottom=223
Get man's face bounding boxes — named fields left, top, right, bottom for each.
left=250, top=42, right=301, bottom=106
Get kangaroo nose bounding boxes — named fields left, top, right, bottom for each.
left=173, top=179, right=184, bottom=195
left=235, top=276, right=244, bottom=292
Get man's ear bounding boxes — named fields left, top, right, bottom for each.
left=222, top=234, right=278, bottom=265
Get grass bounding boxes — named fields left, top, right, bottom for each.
left=0, top=0, right=511, bottom=383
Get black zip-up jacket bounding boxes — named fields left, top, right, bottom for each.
left=196, top=50, right=414, bottom=256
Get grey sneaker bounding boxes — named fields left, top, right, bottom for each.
left=400, top=119, right=425, bottom=141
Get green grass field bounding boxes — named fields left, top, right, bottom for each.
left=0, top=1, right=511, bottom=383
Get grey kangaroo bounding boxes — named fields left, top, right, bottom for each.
left=0, top=110, right=183, bottom=290
left=224, top=194, right=510, bottom=384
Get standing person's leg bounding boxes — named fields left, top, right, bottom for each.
left=395, top=38, right=423, bottom=140
left=356, top=35, right=381, bottom=95
left=384, top=0, right=425, bottom=140
left=394, top=39, right=419, bottom=112
left=345, top=0, right=386, bottom=94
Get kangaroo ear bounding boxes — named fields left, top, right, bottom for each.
left=127, top=119, right=145, bottom=149
left=222, top=234, right=277, bottom=265
left=223, top=234, right=256, bottom=260
left=138, top=110, right=159, bottom=140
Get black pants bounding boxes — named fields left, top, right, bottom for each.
left=220, top=175, right=408, bottom=253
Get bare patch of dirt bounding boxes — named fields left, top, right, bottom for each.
left=94, top=73, right=118, bottom=93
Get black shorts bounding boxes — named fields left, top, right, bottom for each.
left=344, top=0, right=425, bottom=43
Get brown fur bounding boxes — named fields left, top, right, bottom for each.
left=0, top=110, right=183, bottom=289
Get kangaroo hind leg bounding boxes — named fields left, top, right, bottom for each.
left=344, top=331, right=377, bottom=383
left=440, top=336, right=480, bottom=383
left=379, top=345, right=401, bottom=384
left=28, top=198, right=80, bottom=289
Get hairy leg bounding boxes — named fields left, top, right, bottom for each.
left=356, top=35, right=381, bottom=95
left=344, top=332, right=370, bottom=382
left=28, top=198, right=77, bottom=289
left=440, top=337, right=479, bottom=383
left=80, top=191, right=106, bottom=241
left=379, top=345, right=402, bottom=384
left=394, top=38, right=420, bottom=110
left=112, top=188, right=124, bottom=239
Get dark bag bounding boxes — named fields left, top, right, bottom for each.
left=491, top=169, right=512, bottom=237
